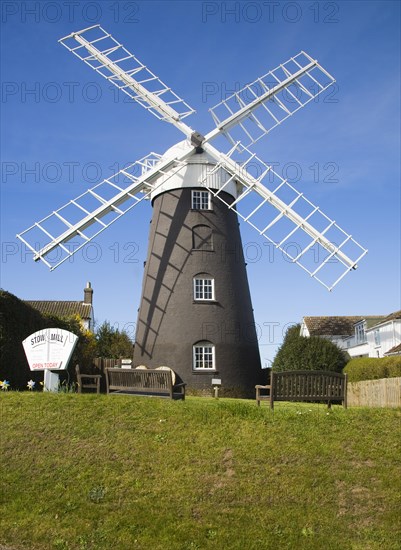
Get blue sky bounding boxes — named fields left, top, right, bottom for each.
left=1, top=0, right=400, bottom=366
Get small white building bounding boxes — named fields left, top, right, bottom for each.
left=364, top=311, right=401, bottom=358
left=342, top=317, right=386, bottom=357
left=300, top=316, right=369, bottom=349
left=300, top=311, right=401, bottom=358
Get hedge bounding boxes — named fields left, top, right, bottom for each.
left=344, top=356, right=401, bottom=382
left=0, top=290, right=96, bottom=390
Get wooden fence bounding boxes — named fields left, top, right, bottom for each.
left=347, top=377, right=401, bottom=408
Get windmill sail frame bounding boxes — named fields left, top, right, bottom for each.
left=17, top=150, right=193, bottom=270
left=16, top=26, right=367, bottom=290
left=201, top=142, right=367, bottom=291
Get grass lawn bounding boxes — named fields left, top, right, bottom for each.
left=1, top=393, right=400, bottom=550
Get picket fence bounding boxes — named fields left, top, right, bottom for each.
left=347, top=377, right=401, bottom=408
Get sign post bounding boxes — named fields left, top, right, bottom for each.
left=22, top=328, right=78, bottom=391
left=212, top=378, right=222, bottom=399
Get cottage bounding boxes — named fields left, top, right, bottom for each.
left=24, top=282, right=94, bottom=331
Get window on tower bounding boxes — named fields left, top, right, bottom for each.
left=193, top=341, right=215, bottom=370
left=192, top=224, right=213, bottom=250
left=192, top=190, right=211, bottom=210
left=193, top=275, right=215, bottom=301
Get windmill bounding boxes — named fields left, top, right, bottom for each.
left=17, top=25, right=367, bottom=396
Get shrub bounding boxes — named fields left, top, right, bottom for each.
left=272, top=324, right=349, bottom=373
left=344, top=356, right=401, bottom=382
left=96, top=321, right=133, bottom=358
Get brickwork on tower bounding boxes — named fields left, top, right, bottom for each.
left=133, top=186, right=262, bottom=397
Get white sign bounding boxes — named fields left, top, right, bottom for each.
left=22, top=328, right=78, bottom=371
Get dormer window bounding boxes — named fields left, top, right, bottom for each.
left=355, top=322, right=366, bottom=344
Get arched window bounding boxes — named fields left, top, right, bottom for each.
left=193, top=341, right=215, bottom=370
left=192, top=224, right=213, bottom=250
left=193, top=274, right=215, bottom=301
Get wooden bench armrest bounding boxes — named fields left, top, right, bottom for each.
left=174, top=382, right=186, bottom=398
left=76, top=367, right=101, bottom=394
left=255, top=384, right=271, bottom=407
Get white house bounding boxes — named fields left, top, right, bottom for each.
left=365, top=311, right=401, bottom=357
left=300, top=316, right=376, bottom=350
left=300, top=311, right=401, bottom=358
left=342, top=316, right=386, bottom=357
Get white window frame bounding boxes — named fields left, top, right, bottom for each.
left=193, top=276, right=215, bottom=301
left=193, top=342, right=215, bottom=371
left=192, top=190, right=211, bottom=210
left=355, top=322, right=366, bottom=344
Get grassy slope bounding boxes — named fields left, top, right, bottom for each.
left=1, top=394, right=400, bottom=550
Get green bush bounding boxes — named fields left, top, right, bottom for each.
left=344, top=356, right=401, bottom=382
left=272, top=324, right=349, bottom=373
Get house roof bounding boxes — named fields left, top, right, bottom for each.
left=24, top=301, right=92, bottom=320
left=364, top=317, right=388, bottom=329
left=385, top=343, right=401, bottom=355
left=364, top=311, right=401, bottom=332
left=302, top=316, right=364, bottom=336
left=302, top=315, right=388, bottom=337
left=380, top=310, right=401, bottom=323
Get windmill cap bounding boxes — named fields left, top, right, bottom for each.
left=150, top=140, right=239, bottom=201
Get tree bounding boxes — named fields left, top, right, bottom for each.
left=96, top=321, right=133, bottom=358
left=272, top=323, right=349, bottom=373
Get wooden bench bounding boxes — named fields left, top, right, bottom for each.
left=256, top=370, right=347, bottom=409
left=75, top=364, right=101, bottom=394
left=105, top=368, right=186, bottom=400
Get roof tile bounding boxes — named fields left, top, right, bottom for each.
left=24, top=301, right=92, bottom=320
left=303, top=316, right=385, bottom=336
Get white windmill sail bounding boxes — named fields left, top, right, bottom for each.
left=201, top=142, right=367, bottom=291
left=17, top=26, right=367, bottom=290
left=59, top=25, right=195, bottom=136
left=17, top=151, right=192, bottom=270
left=206, top=51, right=335, bottom=149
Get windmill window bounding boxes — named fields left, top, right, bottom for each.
left=193, top=342, right=215, bottom=370
left=192, top=190, right=211, bottom=210
left=192, top=224, right=213, bottom=250
left=193, top=276, right=215, bottom=301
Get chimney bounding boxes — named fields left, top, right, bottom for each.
left=84, top=282, right=93, bottom=305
